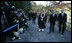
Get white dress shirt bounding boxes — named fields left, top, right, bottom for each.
left=53, top=14, right=55, bottom=17
left=61, top=13, right=64, bottom=16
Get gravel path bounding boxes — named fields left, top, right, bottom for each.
left=5, top=18, right=71, bottom=42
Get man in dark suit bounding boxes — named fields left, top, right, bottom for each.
left=58, top=9, right=67, bottom=35
left=49, top=9, right=57, bottom=33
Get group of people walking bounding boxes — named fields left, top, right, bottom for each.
left=38, top=9, right=67, bottom=35
left=29, top=8, right=67, bottom=35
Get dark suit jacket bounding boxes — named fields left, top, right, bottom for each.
left=58, top=13, right=67, bottom=24
left=49, top=14, right=57, bottom=24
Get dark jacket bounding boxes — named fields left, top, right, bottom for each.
left=58, top=13, right=67, bottom=24
left=49, top=14, right=57, bottom=24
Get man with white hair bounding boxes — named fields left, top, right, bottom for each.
left=49, top=9, right=57, bottom=33
left=58, top=8, right=67, bottom=35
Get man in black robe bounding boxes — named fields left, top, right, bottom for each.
left=58, top=9, right=67, bottom=35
